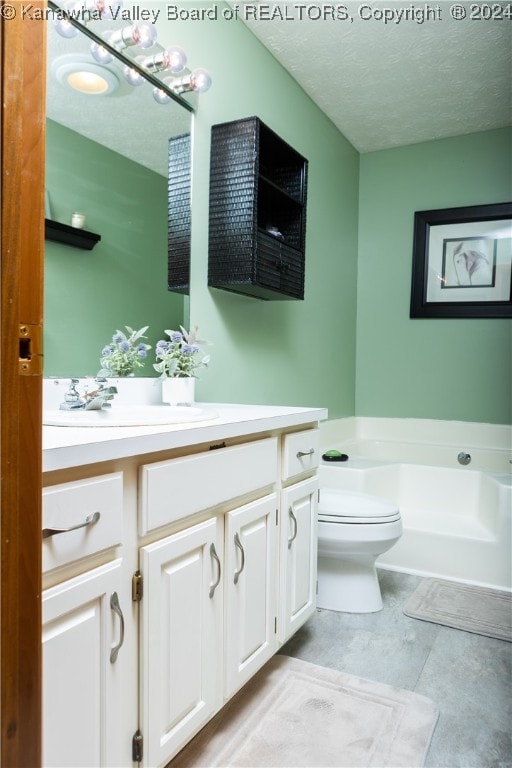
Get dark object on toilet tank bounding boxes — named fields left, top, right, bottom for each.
left=322, top=450, right=349, bottom=462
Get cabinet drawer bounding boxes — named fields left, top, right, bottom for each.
left=43, top=473, right=123, bottom=573
left=139, top=437, right=278, bottom=534
left=282, top=429, right=320, bottom=481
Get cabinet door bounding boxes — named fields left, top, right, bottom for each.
left=224, top=494, right=278, bottom=697
left=280, top=477, right=318, bottom=644
left=140, top=518, right=223, bottom=768
left=42, top=559, right=125, bottom=768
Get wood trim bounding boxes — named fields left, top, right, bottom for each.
left=1, top=2, right=45, bottom=765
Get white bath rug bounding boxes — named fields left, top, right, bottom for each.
left=404, top=578, right=512, bottom=642
left=169, top=655, right=439, bottom=767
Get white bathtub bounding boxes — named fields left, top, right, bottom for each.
left=319, top=421, right=512, bottom=591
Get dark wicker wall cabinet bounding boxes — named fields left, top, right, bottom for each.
left=168, top=133, right=191, bottom=294
left=208, top=117, right=308, bottom=300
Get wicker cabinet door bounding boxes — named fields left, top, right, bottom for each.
left=208, top=116, right=308, bottom=300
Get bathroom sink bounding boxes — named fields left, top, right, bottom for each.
left=43, top=405, right=218, bottom=427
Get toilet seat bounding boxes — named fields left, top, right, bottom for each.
left=318, top=489, right=401, bottom=524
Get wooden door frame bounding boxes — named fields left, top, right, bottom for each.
left=1, top=2, right=45, bottom=765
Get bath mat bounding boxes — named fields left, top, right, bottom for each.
left=404, top=578, right=512, bottom=642
left=169, top=655, right=439, bottom=767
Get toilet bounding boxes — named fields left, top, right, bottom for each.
left=317, top=489, right=402, bottom=613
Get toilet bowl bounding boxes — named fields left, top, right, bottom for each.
left=317, top=489, right=402, bottom=613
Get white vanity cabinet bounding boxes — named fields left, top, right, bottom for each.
left=224, top=493, right=278, bottom=697
left=279, top=429, right=320, bottom=644
left=42, top=560, right=125, bottom=768
left=140, top=517, right=223, bottom=768
left=138, top=438, right=279, bottom=767
left=42, top=473, right=126, bottom=768
left=42, top=403, right=327, bottom=768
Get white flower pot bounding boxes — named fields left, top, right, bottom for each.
left=161, top=377, right=196, bottom=406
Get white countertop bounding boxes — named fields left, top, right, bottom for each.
left=43, top=402, right=328, bottom=472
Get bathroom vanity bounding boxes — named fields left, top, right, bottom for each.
left=42, top=401, right=327, bottom=767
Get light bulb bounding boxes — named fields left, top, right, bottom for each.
left=110, top=21, right=157, bottom=50
left=190, top=68, right=212, bottom=93
left=123, top=57, right=146, bottom=87
left=53, top=0, right=81, bottom=38
left=143, top=46, right=187, bottom=75
left=130, top=21, right=157, bottom=48
left=152, top=86, right=172, bottom=105
left=90, top=36, right=114, bottom=64
left=95, top=0, right=123, bottom=18
left=53, top=17, right=78, bottom=37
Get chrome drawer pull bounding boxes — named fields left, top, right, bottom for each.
left=209, top=543, right=221, bottom=598
left=296, top=448, right=314, bottom=458
left=233, top=532, right=245, bottom=585
left=288, top=506, right=298, bottom=549
left=110, top=592, right=125, bottom=663
left=42, top=511, right=101, bottom=539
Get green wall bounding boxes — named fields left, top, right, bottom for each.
left=357, top=128, right=512, bottom=424
left=45, top=6, right=511, bottom=426
left=171, top=12, right=359, bottom=417
left=45, top=120, right=184, bottom=376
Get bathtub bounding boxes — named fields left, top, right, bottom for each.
left=319, top=419, right=512, bottom=591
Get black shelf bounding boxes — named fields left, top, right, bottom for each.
left=208, top=116, right=308, bottom=300
left=167, top=133, right=191, bottom=294
left=45, top=219, right=101, bottom=250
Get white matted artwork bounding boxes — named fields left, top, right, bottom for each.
left=410, top=203, right=512, bottom=318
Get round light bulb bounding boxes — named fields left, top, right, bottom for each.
left=164, top=46, right=187, bottom=73
left=53, top=17, right=78, bottom=38
left=95, top=0, right=123, bottom=18
left=152, top=86, right=172, bottom=105
left=90, top=37, right=114, bottom=65
left=131, top=21, right=158, bottom=49
left=124, top=57, right=146, bottom=87
left=190, top=68, right=212, bottom=93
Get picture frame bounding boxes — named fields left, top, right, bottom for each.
left=410, top=202, right=512, bottom=318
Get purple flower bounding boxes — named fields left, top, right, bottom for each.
left=170, top=331, right=183, bottom=343
left=112, top=332, right=124, bottom=344
left=181, top=344, right=193, bottom=356
left=101, top=345, right=113, bottom=357
left=156, top=340, right=169, bottom=355
left=119, top=341, right=131, bottom=352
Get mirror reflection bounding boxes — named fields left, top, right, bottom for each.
left=44, top=16, right=193, bottom=377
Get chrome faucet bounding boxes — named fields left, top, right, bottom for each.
left=59, top=378, right=117, bottom=411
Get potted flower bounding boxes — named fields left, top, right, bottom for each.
left=98, top=326, right=151, bottom=378
left=153, top=326, right=209, bottom=405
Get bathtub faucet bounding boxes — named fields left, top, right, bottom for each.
left=457, top=451, right=471, bottom=466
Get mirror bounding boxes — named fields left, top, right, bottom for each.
left=44, top=13, right=193, bottom=377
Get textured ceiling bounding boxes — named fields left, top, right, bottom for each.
left=47, top=2, right=512, bottom=173
left=236, top=1, right=512, bottom=151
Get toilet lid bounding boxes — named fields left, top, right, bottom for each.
left=318, top=489, right=400, bottom=523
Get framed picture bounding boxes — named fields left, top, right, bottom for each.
left=410, top=202, right=512, bottom=318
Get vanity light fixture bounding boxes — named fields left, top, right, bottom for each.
left=50, top=0, right=212, bottom=106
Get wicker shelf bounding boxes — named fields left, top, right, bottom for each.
left=208, top=117, right=308, bottom=300
left=45, top=219, right=101, bottom=250
left=167, top=133, right=191, bottom=294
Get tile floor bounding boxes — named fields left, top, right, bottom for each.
left=279, top=569, right=512, bottom=768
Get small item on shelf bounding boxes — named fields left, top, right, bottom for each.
left=266, top=225, right=284, bottom=241
left=71, top=212, right=86, bottom=229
